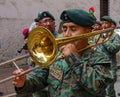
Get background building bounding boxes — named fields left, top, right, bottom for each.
left=0, top=0, right=120, bottom=62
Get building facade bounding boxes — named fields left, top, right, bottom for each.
left=0, top=0, right=120, bottom=62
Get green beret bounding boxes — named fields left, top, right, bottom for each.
left=34, top=11, right=55, bottom=22
left=101, top=16, right=113, bottom=23
left=60, top=9, right=95, bottom=27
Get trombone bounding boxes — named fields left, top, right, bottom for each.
left=0, top=27, right=114, bottom=84
left=27, top=27, right=114, bottom=67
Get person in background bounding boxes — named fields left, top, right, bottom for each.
left=17, top=28, right=29, bottom=54
left=96, top=16, right=120, bottom=97
left=12, top=9, right=114, bottom=97
left=29, top=11, right=59, bottom=38
left=16, top=11, right=58, bottom=97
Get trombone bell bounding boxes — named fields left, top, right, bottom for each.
left=27, top=27, right=58, bottom=67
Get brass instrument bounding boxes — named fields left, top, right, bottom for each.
left=27, top=27, right=114, bottom=67
left=0, top=27, right=114, bottom=84
left=0, top=54, right=30, bottom=84
left=0, top=54, right=29, bottom=67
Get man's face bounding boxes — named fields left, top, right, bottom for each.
left=60, top=22, right=91, bottom=54
left=101, top=21, right=112, bottom=29
left=62, top=22, right=88, bottom=37
left=37, top=17, right=55, bottom=32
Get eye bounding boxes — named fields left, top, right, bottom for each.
left=62, top=27, right=67, bottom=32
left=71, top=27, right=77, bottom=31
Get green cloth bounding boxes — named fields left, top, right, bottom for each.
left=15, top=49, right=114, bottom=97
left=60, top=9, right=95, bottom=27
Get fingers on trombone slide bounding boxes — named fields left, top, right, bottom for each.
left=12, top=69, right=26, bottom=88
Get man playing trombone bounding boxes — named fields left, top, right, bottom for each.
left=12, top=9, right=114, bottom=97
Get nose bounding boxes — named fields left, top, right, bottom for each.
left=45, top=21, right=51, bottom=25
left=63, top=28, right=72, bottom=37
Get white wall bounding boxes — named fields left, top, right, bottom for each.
left=0, top=0, right=120, bottom=63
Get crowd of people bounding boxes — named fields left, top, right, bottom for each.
left=11, top=8, right=120, bottom=97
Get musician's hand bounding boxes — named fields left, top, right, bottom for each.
left=60, top=43, right=77, bottom=57
left=12, top=69, right=26, bottom=88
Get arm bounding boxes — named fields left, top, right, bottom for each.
left=14, top=67, right=49, bottom=95
left=64, top=51, right=113, bottom=95
left=103, top=33, right=120, bottom=53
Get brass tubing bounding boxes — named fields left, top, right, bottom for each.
left=0, top=54, right=29, bottom=67
left=56, top=28, right=114, bottom=47
left=0, top=66, right=39, bottom=84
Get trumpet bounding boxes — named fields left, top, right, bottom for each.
left=0, top=27, right=114, bottom=84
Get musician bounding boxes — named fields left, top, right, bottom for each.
left=17, top=28, right=29, bottom=54
left=29, top=11, right=59, bottom=38
left=12, top=9, right=114, bottom=97
left=96, top=16, right=120, bottom=97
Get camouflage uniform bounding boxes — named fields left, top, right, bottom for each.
left=15, top=67, right=49, bottom=97
left=96, top=32, right=120, bottom=97
left=15, top=49, right=114, bottom=97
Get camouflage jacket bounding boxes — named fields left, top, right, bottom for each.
left=16, top=49, right=114, bottom=97
left=96, top=31, right=120, bottom=71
